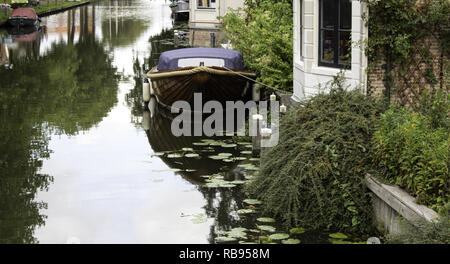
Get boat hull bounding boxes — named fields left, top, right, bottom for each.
left=147, top=66, right=255, bottom=108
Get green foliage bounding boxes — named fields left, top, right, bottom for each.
left=220, top=0, right=293, bottom=91
left=386, top=203, right=450, bottom=244
left=362, top=0, right=450, bottom=63
left=419, top=88, right=450, bottom=129
left=372, top=106, right=449, bottom=211
left=246, top=75, right=386, bottom=233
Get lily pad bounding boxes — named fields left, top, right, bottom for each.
left=257, top=225, right=276, bottom=232
left=185, top=153, right=200, bottom=158
left=243, top=199, right=262, bottom=205
left=152, top=152, right=165, bottom=156
left=215, top=236, right=236, bottom=243
left=328, top=238, right=352, bottom=244
left=192, top=142, right=209, bottom=146
left=268, top=233, right=289, bottom=240
left=167, top=153, right=183, bottom=158
left=221, top=143, right=237, bottom=148
left=208, top=155, right=226, bottom=160
left=257, top=217, right=276, bottom=223
left=290, top=227, right=306, bottom=235
left=237, top=209, right=255, bottom=214
left=218, top=153, right=233, bottom=157
left=329, top=232, right=348, bottom=239
left=240, top=150, right=252, bottom=155
left=182, top=147, right=194, bottom=151
left=281, top=238, right=301, bottom=244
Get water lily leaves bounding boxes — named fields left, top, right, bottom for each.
left=243, top=199, right=262, bottom=205
left=329, top=232, right=348, bottom=239
left=214, top=230, right=228, bottom=236
left=190, top=213, right=207, bottom=224
left=328, top=238, right=353, bottom=244
left=208, top=155, right=226, bottom=160
left=237, top=209, right=255, bottom=214
left=182, top=147, right=194, bottom=151
left=215, top=236, right=236, bottom=243
left=221, top=143, right=237, bottom=148
left=152, top=179, right=164, bottom=183
left=167, top=153, right=183, bottom=158
left=234, top=157, right=247, bottom=161
left=152, top=152, right=165, bottom=156
left=281, top=238, right=301, bottom=244
left=257, top=225, right=276, bottom=232
left=268, top=233, right=289, bottom=240
left=249, top=158, right=260, bottom=161
left=289, top=227, right=306, bottom=235
left=240, top=150, right=252, bottom=155
left=257, top=217, right=276, bottom=223
left=239, top=241, right=257, bottom=244
left=218, top=153, right=233, bottom=157
left=185, top=153, right=200, bottom=158
left=192, top=142, right=209, bottom=146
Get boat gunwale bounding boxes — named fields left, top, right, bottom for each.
left=146, top=66, right=256, bottom=80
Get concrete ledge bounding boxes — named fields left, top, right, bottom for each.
left=365, top=174, right=439, bottom=233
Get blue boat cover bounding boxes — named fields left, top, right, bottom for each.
left=157, top=47, right=244, bottom=71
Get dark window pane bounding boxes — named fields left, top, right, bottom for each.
left=338, top=31, right=351, bottom=65
left=321, top=0, right=337, bottom=29
left=198, top=0, right=211, bottom=8
left=340, top=0, right=351, bottom=30
left=321, top=30, right=335, bottom=63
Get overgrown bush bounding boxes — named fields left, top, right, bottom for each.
left=372, top=100, right=449, bottom=212
left=219, top=0, right=293, bottom=91
left=246, top=75, right=386, bottom=234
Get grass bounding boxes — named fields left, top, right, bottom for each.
left=0, top=0, right=89, bottom=25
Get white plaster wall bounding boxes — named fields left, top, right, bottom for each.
left=293, top=0, right=368, bottom=101
left=189, top=0, right=245, bottom=29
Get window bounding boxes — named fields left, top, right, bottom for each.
left=197, top=0, right=216, bottom=9
left=319, top=0, right=351, bottom=68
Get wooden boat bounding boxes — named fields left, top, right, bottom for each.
left=146, top=47, right=256, bottom=109
left=7, top=8, right=40, bottom=28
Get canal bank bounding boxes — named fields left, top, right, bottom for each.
left=0, top=0, right=90, bottom=26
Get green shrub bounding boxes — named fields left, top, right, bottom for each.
left=246, top=76, right=386, bottom=234
left=386, top=203, right=450, bottom=244
left=372, top=106, right=449, bottom=211
left=219, top=0, right=293, bottom=91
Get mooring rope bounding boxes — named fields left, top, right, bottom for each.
left=222, top=66, right=283, bottom=92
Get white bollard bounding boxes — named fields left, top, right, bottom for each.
left=280, top=104, right=287, bottom=113
left=148, top=97, right=156, bottom=118
left=142, top=110, right=150, bottom=131
left=270, top=92, right=276, bottom=101
left=143, top=79, right=150, bottom=102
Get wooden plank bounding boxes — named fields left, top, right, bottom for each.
left=365, top=174, right=439, bottom=224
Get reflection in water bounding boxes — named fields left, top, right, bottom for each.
left=0, top=0, right=281, bottom=244
left=0, top=2, right=119, bottom=243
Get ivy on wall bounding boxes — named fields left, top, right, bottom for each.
left=361, top=0, right=449, bottom=108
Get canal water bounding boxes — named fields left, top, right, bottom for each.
left=0, top=0, right=339, bottom=244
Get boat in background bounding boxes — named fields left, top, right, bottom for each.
left=6, top=8, right=40, bottom=27
left=170, top=0, right=189, bottom=22
left=146, top=47, right=255, bottom=108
